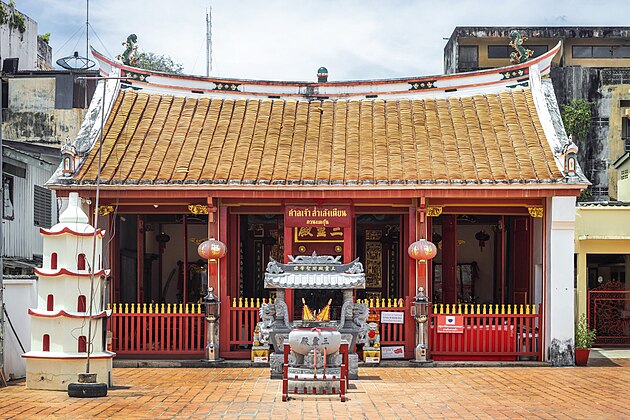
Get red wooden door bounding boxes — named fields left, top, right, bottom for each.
left=511, top=217, right=531, bottom=304
left=442, top=215, right=458, bottom=304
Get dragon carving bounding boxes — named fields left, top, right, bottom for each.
left=117, top=34, right=139, bottom=66
left=509, top=31, right=533, bottom=64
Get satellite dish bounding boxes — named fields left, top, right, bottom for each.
left=56, top=51, right=95, bottom=70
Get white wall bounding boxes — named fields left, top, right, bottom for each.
left=0, top=3, right=38, bottom=71
left=3, top=278, right=37, bottom=379
left=545, top=196, right=577, bottom=366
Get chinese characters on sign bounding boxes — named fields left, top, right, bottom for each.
left=294, top=226, right=344, bottom=243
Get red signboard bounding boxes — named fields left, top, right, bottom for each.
left=285, top=205, right=352, bottom=228
left=437, top=315, right=464, bottom=333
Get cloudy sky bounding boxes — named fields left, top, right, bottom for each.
left=14, top=0, right=630, bottom=81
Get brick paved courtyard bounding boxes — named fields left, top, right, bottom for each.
left=1, top=360, right=630, bottom=419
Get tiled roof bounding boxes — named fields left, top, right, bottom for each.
left=74, top=88, right=563, bottom=186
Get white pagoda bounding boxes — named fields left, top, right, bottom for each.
left=23, top=192, right=115, bottom=390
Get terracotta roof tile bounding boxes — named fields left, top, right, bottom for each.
left=75, top=88, right=564, bottom=185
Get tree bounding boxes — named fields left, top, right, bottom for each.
left=561, top=99, right=592, bottom=141
left=134, top=52, right=184, bottom=74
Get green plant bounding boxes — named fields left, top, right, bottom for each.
left=562, top=99, right=593, bottom=141
left=135, top=52, right=184, bottom=74
left=38, top=32, right=50, bottom=44
left=577, top=188, right=592, bottom=202
left=0, top=0, right=26, bottom=33
left=575, top=314, right=596, bottom=349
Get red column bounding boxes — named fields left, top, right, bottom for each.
left=283, top=223, right=293, bottom=320
left=343, top=206, right=354, bottom=264
left=218, top=205, right=230, bottom=354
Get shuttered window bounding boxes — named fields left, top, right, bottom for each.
left=34, top=185, right=52, bottom=228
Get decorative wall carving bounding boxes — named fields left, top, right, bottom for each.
left=98, top=205, right=114, bottom=216
left=426, top=206, right=443, bottom=217
left=365, top=241, right=383, bottom=288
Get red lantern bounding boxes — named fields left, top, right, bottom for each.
left=198, top=238, right=227, bottom=261
left=408, top=239, right=437, bottom=263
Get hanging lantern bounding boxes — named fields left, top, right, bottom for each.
left=408, top=239, right=437, bottom=263
left=197, top=238, right=227, bottom=261
left=475, top=230, right=490, bottom=252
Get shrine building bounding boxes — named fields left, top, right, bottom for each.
left=45, top=42, right=586, bottom=365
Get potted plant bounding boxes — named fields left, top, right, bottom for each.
left=574, top=314, right=596, bottom=366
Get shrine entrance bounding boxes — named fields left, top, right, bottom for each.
left=431, top=214, right=534, bottom=306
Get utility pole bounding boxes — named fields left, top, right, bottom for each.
left=211, top=6, right=212, bottom=77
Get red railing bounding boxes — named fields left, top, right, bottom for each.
left=358, top=298, right=406, bottom=346
left=223, top=297, right=275, bottom=358
left=429, top=304, right=542, bottom=361
left=109, top=303, right=206, bottom=356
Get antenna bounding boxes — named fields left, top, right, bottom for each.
left=86, top=0, right=89, bottom=60
left=206, top=6, right=212, bottom=76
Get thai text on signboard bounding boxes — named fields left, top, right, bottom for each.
left=437, top=315, right=464, bottom=333
left=381, top=346, right=405, bottom=359
left=380, top=311, right=405, bottom=324
left=285, top=205, right=352, bottom=228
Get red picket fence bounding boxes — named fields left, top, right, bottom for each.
left=358, top=298, right=407, bottom=346
left=223, top=297, right=275, bottom=358
left=429, top=304, right=542, bottom=361
left=108, top=303, right=206, bottom=356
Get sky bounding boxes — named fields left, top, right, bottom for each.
left=13, top=0, right=630, bottom=81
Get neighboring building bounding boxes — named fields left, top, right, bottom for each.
left=1, top=1, right=98, bottom=270
left=2, top=69, right=97, bottom=147
left=46, top=46, right=585, bottom=365
left=444, top=26, right=630, bottom=346
left=2, top=144, right=56, bottom=273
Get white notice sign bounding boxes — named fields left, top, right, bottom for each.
left=381, top=346, right=405, bottom=359
left=380, top=311, right=405, bottom=324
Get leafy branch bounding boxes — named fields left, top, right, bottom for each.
left=135, top=52, right=184, bottom=74
left=561, top=99, right=593, bottom=141
left=0, top=0, right=26, bottom=33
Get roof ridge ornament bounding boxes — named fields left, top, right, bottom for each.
left=509, top=31, right=533, bottom=64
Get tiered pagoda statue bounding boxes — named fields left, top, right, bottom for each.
left=23, top=192, right=115, bottom=390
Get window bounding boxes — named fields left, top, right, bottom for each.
left=33, top=185, right=52, bottom=228
left=47, top=294, right=54, bottom=311
left=488, top=45, right=548, bottom=59
left=573, top=45, right=630, bottom=59
left=621, top=169, right=629, bottom=181
left=43, top=334, right=50, bottom=351
left=3, top=175, right=14, bottom=220
left=488, top=45, right=510, bottom=58
left=77, top=295, right=87, bottom=312
left=78, top=336, right=87, bottom=353
left=51, top=252, right=58, bottom=269
left=458, top=46, right=478, bottom=71
left=78, top=253, right=86, bottom=270
left=1, top=79, right=7, bottom=110
left=613, top=46, right=630, bottom=58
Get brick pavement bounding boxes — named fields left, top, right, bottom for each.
left=1, top=360, right=629, bottom=419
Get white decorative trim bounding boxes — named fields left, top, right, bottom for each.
left=551, top=221, right=575, bottom=230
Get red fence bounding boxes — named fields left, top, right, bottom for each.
left=429, top=304, right=542, bottom=361
left=358, top=298, right=407, bottom=346
left=109, top=303, right=206, bottom=356
left=108, top=300, right=542, bottom=361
